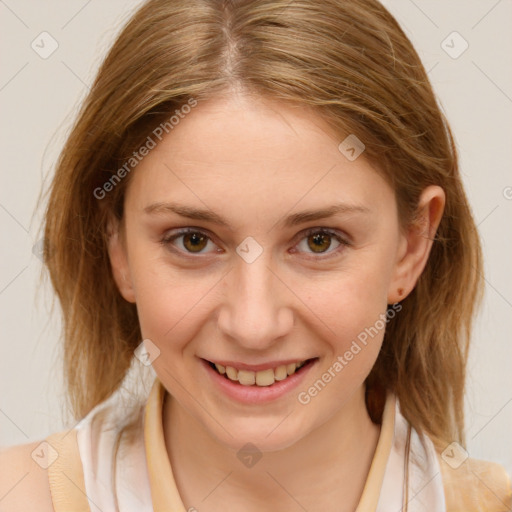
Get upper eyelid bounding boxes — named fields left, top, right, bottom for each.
left=162, top=226, right=219, bottom=245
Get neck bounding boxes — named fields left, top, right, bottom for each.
left=163, top=386, right=381, bottom=512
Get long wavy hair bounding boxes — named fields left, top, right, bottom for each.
left=41, top=0, right=482, bottom=447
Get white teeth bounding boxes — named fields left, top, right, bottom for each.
left=256, top=369, right=275, bottom=387
left=238, top=370, right=256, bottom=386
left=226, top=366, right=238, bottom=381
left=286, top=363, right=297, bottom=375
left=274, top=365, right=288, bottom=381
left=216, top=360, right=309, bottom=386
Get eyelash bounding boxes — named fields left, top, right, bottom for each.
left=160, top=227, right=351, bottom=260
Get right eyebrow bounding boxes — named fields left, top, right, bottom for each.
left=144, top=202, right=232, bottom=229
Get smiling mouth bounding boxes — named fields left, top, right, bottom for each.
left=205, top=358, right=318, bottom=387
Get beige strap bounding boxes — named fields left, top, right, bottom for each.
left=438, top=452, right=512, bottom=511
left=46, top=429, right=91, bottom=512
left=144, top=378, right=188, bottom=512
left=355, top=393, right=396, bottom=511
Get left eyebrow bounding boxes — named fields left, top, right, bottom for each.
left=282, top=203, right=371, bottom=228
left=143, top=201, right=371, bottom=229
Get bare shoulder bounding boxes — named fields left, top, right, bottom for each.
left=0, top=440, right=54, bottom=511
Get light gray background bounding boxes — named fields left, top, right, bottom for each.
left=1, top=0, right=511, bottom=476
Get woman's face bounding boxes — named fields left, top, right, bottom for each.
left=110, top=93, right=410, bottom=451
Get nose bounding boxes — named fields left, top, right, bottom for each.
left=217, top=253, right=294, bottom=351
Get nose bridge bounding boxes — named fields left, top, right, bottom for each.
left=217, top=251, right=293, bottom=349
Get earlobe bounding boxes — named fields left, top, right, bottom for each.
left=387, top=185, right=445, bottom=303
left=107, top=216, right=136, bottom=304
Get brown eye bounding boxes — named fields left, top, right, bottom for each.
left=182, top=232, right=208, bottom=252
left=293, top=228, right=348, bottom=258
left=307, top=232, right=333, bottom=253
left=161, top=228, right=217, bottom=255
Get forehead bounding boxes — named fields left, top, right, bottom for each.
left=125, top=94, right=395, bottom=223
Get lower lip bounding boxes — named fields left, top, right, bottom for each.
left=201, top=358, right=317, bottom=405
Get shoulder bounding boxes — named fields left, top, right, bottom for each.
left=0, top=440, right=54, bottom=511
left=437, top=450, right=512, bottom=512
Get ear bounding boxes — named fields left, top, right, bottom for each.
left=107, top=215, right=136, bottom=303
left=387, top=185, right=445, bottom=303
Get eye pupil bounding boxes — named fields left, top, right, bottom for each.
left=184, top=232, right=207, bottom=252
left=308, top=233, right=331, bottom=253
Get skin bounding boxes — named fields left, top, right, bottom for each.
left=108, top=91, right=445, bottom=512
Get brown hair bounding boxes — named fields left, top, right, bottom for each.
left=41, top=0, right=482, bottom=446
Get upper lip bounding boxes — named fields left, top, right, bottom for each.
left=202, top=357, right=315, bottom=372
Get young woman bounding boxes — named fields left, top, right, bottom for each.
left=1, top=0, right=510, bottom=510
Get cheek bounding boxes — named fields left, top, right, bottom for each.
left=294, top=268, right=392, bottom=412
left=302, top=263, right=392, bottom=341
left=128, top=250, right=219, bottom=348
left=293, top=249, right=397, bottom=393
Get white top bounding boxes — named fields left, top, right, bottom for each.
left=70, top=377, right=446, bottom=511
